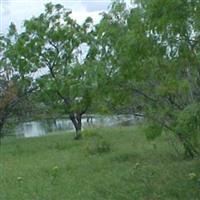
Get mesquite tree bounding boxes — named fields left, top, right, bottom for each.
left=19, top=3, right=97, bottom=139
left=97, top=0, right=200, bottom=158
left=0, top=24, right=35, bottom=142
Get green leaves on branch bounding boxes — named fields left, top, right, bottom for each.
left=176, top=103, right=200, bottom=155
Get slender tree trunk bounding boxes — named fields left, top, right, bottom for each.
left=155, top=119, right=199, bottom=158
left=176, top=132, right=199, bottom=158
left=69, top=113, right=82, bottom=140
left=0, top=122, right=4, bottom=146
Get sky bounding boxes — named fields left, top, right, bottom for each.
left=0, top=0, right=132, bottom=34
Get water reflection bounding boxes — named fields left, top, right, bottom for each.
left=15, top=115, right=141, bottom=138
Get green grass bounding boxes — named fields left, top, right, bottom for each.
left=0, top=126, right=200, bottom=200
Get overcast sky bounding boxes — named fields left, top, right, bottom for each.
left=0, top=0, right=131, bottom=34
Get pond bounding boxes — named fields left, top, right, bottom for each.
left=14, top=115, right=142, bottom=138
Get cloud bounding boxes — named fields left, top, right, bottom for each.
left=1, top=0, right=136, bottom=34
left=1, top=0, right=10, bottom=15
left=71, top=9, right=102, bottom=24
left=80, top=0, right=111, bottom=12
left=80, top=0, right=134, bottom=12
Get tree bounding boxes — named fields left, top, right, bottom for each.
left=0, top=24, right=36, bottom=142
left=97, top=0, right=200, bottom=158
left=88, top=1, right=134, bottom=114
left=128, top=0, right=200, bottom=158
left=18, top=3, right=97, bottom=139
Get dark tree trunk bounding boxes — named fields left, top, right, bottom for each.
left=0, top=121, right=5, bottom=146
left=69, top=113, right=82, bottom=140
left=177, top=132, right=199, bottom=158
left=156, top=120, right=199, bottom=159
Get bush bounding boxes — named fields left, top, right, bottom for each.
left=82, top=129, right=98, bottom=138
left=85, top=138, right=111, bottom=155
left=143, top=122, right=162, bottom=140
left=176, top=103, right=200, bottom=157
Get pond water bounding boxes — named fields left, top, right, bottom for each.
left=14, top=115, right=141, bottom=138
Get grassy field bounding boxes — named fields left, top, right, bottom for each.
left=0, top=126, right=200, bottom=200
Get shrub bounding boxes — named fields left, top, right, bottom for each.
left=82, top=129, right=98, bottom=138
left=143, top=122, right=162, bottom=140
left=175, top=103, right=200, bottom=157
left=85, top=138, right=111, bottom=155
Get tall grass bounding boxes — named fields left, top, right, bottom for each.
left=0, top=126, right=200, bottom=200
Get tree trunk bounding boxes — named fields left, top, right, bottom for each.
left=0, top=123, right=5, bottom=146
left=0, top=116, right=6, bottom=145
left=69, top=113, right=82, bottom=140
left=177, top=132, right=199, bottom=158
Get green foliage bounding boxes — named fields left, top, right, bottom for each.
left=85, top=137, right=111, bottom=155
left=51, top=166, right=59, bottom=184
left=82, top=129, right=98, bottom=138
left=9, top=3, right=99, bottom=133
left=176, top=103, right=200, bottom=138
left=176, top=103, right=200, bottom=155
left=0, top=24, right=34, bottom=137
left=2, top=0, right=200, bottom=159
left=143, top=122, right=163, bottom=140
left=95, top=0, right=200, bottom=157
left=8, top=23, right=17, bottom=37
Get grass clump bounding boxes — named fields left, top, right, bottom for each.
left=82, top=128, right=98, bottom=138
left=85, top=137, right=111, bottom=155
